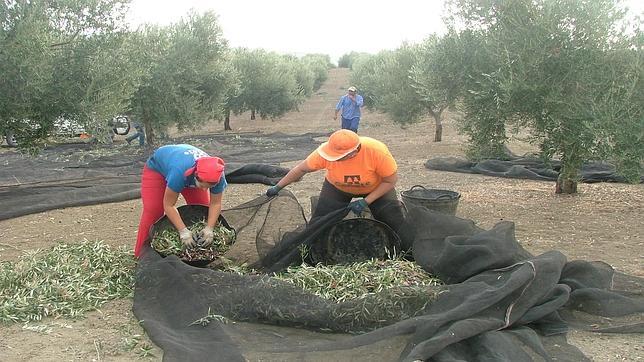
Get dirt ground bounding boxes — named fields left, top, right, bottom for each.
left=0, top=68, right=642, bottom=361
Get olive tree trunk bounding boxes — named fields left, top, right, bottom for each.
left=555, top=150, right=581, bottom=194
left=143, top=118, right=155, bottom=146
left=224, top=109, right=232, bottom=131
left=428, top=108, right=444, bottom=142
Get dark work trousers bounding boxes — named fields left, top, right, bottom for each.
left=312, top=179, right=412, bottom=251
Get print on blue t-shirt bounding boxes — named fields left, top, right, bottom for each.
left=146, top=144, right=227, bottom=194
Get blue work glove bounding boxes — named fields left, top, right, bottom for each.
left=266, top=185, right=283, bottom=197
left=347, top=199, right=369, bottom=216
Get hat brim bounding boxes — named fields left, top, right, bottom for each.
left=317, top=141, right=360, bottom=161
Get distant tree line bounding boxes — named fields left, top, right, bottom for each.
left=224, top=50, right=329, bottom=130
left=337, top=51, right=370, bottom=69
left=340, top=0, right=642, bottom=193
left=0, top=1, right=331, bottom=147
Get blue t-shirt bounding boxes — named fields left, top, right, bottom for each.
left=146, top=144, right=227, bottom=194
left=336, top=94, right=364, bottom=120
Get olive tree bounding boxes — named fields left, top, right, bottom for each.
left=447, top=29, right=510, bottom=159
left=0, top=0, right=133, bottom=148
left=408, top=34, right=468, bottom=141
left=338, top=51, right=370, bottom=69
left=445, top=0, right=643, bottom=193
left=128, top=11, right=236, bottom=143
left=351, top=42, right=462, bottom=142
left=285, top=55, right=316, bottom=100
left=224, top=49, right=321, bottom=130
left=301, top=53, right=332, bottom=90
left=50, top=32, right=144, bottom=142
left=346, top=53, right=381, bottom=109
left=351, top=46, right=427, bottom=125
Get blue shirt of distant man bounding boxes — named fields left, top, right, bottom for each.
left=334, top=86, right=364, bottom=133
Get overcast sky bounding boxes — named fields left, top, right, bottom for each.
left=126, top=0, right=643, bottom=63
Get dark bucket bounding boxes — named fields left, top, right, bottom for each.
left=310, top=218, right=401, bottom=265
left=149, top=204, right=235, bottom=267
left=401, top=185, right=461, bottom=216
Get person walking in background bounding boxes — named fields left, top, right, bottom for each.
left=265, top=130, right=407, bottom=246
left=126, top=121, right=146, bottom=146
left=134, top=144, right=227, bottom=257
left=334, top=86, right=364, bottom=133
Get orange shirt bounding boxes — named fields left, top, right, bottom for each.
left=306, top=137, right=397, bottom=195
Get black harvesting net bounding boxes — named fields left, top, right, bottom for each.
left=133, top=191, right=643, bottom=362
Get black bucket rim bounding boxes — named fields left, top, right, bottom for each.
left=330, top=217, right=401, bottom=244
left=311, top=217, right=402, bottom=265
left=401, top=185, right=461, bottom=201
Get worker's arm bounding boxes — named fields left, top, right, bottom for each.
left=163, top=188, right=186, bottom=231
left=275, top=160, right=315, bottom=188
left=206, top=192, right=223, bottom=228
left=364, top=172, right=398, bottom=204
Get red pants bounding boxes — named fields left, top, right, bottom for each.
left=134, top=165, right=210, bottom=257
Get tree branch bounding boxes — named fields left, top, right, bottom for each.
left=49, top=29, right=82, bottom=48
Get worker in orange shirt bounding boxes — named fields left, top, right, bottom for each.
left=266, top=129, right=403, bottom=230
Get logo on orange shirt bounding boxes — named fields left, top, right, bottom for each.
left=344, top=175, right=361, bottom=184
left=338, top=175, right=371, bottom=188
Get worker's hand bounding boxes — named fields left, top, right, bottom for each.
left=179, top=228, right=196, bottom=248
left=347, top=199, right=369, bottom=216
left=333, top=115, right=337, bottom=121
left=199, top=226, right=214, bottom=247
left=266, top=185, right=282, bottom=197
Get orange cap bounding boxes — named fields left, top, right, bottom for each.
left=317, top=130, right=360, bottom=161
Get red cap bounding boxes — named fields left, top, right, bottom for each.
left=184, top=156, right=225, bottom=183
